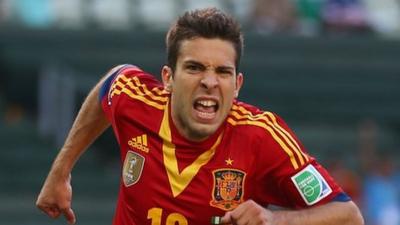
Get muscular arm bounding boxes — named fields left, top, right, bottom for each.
left=51, top=75, right=110, bottom=177
left=36, top=70, right=117, bottom=224
left=222, top=200, right=364, bottom=225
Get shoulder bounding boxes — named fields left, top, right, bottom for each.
left=226, top=101, right=280, bottom=151
left=106, top=64, right=168, bottom=110
left=113, top=64, right=160, bottom=87
left=227, top=100, right=280, bottom=134
left=227, top=100, right=309, bottom=170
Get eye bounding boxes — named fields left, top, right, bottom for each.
left=185, top=64, right=203, bottom=73
left=216, top=68, right=234, bottom=77
left=187, top=65, right=198, bottom=70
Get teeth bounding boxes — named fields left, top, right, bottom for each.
left=197, top=100, right=216, bottom=107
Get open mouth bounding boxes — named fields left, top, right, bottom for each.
left=193, top=99, right=219, bottom=120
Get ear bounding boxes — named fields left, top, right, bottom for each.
left=234, top=72, right=243, bottom=98
left=161, top=65, right=173, bottom=91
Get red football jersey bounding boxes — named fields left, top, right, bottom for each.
left=101, top=65, right=345, bottom=225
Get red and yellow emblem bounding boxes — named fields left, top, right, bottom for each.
left=210, top=169, right=246, bottom=211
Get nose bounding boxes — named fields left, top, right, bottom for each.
left=200, top=72, right=218, bottom=90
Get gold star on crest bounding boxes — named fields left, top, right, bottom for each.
left=225, top=158, right=234, bottom=166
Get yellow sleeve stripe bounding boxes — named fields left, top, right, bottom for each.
left=231, top=105, right=308, bottom=164
left=119, top=75, right=168, bottom=101
left=131, top=76, right=169, bottom=100
left=227, top=117, right=299, bottom=169
left=229, top=105, right=308, bottom=169
left=231, top=106, right=308, bottom=166
left=153, top=86, right=168, bottom=96
left=110, top=75, right=167, bottom=110
left=111, top=87, right=166, bottom=110
left=265, top=112, right=309, bottom=162
left=111, top=74, right=168, bottom=101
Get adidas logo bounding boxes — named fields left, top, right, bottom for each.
left=128, top=134, right=150, bottom=153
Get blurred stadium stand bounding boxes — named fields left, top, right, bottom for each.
left=0, top=0, right=400, bottom=224
left=0, top=30, right=399, bottom=225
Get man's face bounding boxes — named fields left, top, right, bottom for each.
left=162, top=38, right=243, bottom=141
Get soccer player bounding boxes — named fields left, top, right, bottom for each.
left=36, top=7, right=364, bottom=225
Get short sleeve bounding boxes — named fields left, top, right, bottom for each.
left=255, top=113, right=348, bottom=208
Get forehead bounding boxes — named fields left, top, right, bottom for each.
left=177, top=38, right=236, bottom=67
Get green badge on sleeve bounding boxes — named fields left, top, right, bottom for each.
left=291, top=164, right=332, bottom=205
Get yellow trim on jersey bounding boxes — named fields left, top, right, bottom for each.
left=111, top=85, right=165, bottom=110
left=229, top=111, right=305, bottom=166
left=131, top=76, right=168, bottom=100
left=231, top=107, right=305, bottom=164
left=265, top=112, right=309, bottom=162
left=159, top=101, right=223, bottom=197
left=110, top=75, right=167, bottom=110
left=152, top=87, right=169, bottom=96
left=231, top=105, right=307, bottom=164
left=120, top=75, right=168, bottom=102
left=231, top=109, right=306, bottom=166
left=229, top=105, right=308, bottom=169
left=227, top=117, right=299, bottom=169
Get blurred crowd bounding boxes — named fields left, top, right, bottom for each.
left=0, top=0, right=400, bottom=37
left=327, top=119, right=400, bottom=225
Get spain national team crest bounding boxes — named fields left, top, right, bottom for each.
left=210, top=169, right=246, bottom=211
left=123, top=151, right=145, bottom=187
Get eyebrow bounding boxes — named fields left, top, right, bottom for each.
left=183, top=60, right=235, bottom=71
left=216, top=66, right=235, bottom=72
left=183, top=60, right=205, bottom=68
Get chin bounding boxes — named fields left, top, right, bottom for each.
left=188, top=124, right=219, bottom=140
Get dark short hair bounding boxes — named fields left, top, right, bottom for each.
left=166, top=7, right=243, bottom=72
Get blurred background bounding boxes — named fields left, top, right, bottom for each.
left=0, top=0, right=399, bottom=224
